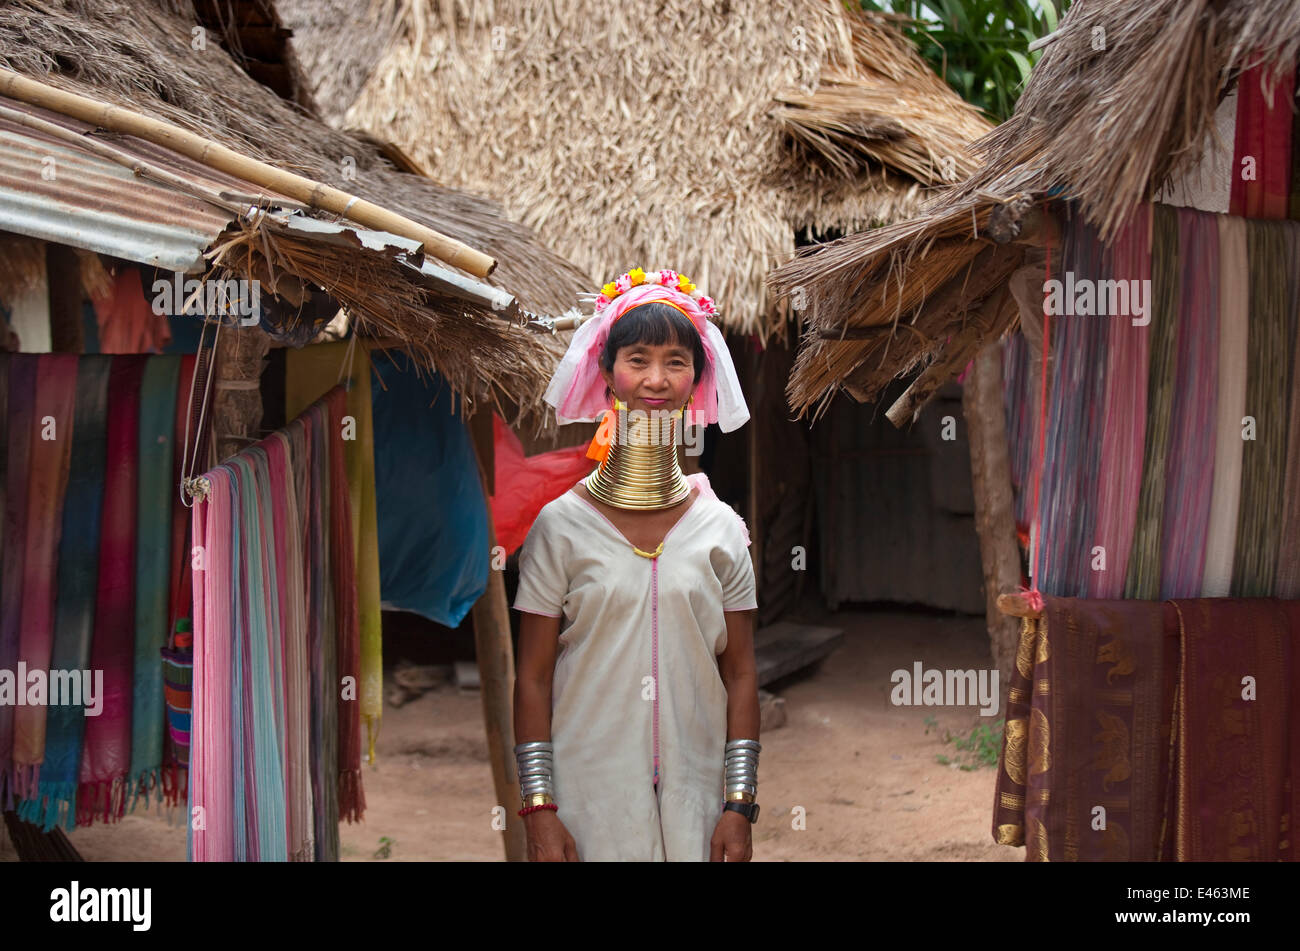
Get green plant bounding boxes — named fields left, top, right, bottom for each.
left=859, top=0, right=1070, bottom=121
left=373, top=835, right=394, bottom=860
left=933, top=718, right=1004, bottom=769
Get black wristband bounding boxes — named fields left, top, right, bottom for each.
left=723, top=801, right=759, bottom=824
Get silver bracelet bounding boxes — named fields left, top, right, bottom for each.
left=515, top=741, right=555, bottom=801
left=723, top=739, right=760, bottom=798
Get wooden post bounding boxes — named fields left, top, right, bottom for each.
left=467, top=409, right=527, bottom=863
left=961, top=343, right=1022, bottom=694
left=45, top=244, right=83, bottom=353
left=213, top=323, right=271, bottom=463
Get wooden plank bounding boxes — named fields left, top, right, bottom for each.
left=753, top=622, right=844, bottom=687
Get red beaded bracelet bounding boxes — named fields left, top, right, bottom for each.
left=517, top=802, right=559, bottom=817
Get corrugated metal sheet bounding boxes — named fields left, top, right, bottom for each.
left=0, top=98, right=239, bottom=271
left=0, top=95, right=522, bottom=318
left=264, top=208, right=518, bottom=314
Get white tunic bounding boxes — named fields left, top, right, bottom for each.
left=512, top=475, right=757, bottom=861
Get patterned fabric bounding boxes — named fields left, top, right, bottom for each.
left=994, top=597, right=1298, bottom=861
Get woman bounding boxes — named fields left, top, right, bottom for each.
left=511, top=268, right=761, bottom=861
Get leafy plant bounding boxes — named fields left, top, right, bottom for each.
left=933, top=718, right=1004, bottom=769
left=859, top=0, right=1071, bottom=121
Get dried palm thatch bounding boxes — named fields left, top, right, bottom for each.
left=770, top=13, right=989, bottom=186
left=209, top=212, right=569, bottom=427
left=772, top=0, right=1300, bottom=422
left=281, top=0, right=991, bottom=339
left=0, top=0, right=590, bottom=424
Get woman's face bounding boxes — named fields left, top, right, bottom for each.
left=601, top=340, right=696, bottom=415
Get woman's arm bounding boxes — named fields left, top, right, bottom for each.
left=717, top=607, right=760, bottom=738
left=711, top=607, right=760, bottom=861
left=513, top=611, right=578, bottom=861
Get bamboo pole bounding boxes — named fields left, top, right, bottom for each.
left=0, top=69, right=496, bottom=278
left=467, top=410, right=526, bottom=862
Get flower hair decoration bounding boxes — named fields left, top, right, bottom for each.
left=595, top=267, right=718, bottom=319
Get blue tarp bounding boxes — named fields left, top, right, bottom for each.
left=370, top=353, right=488, bottom=627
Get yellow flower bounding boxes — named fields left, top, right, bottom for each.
left=602, top=282, right=618, bottom=298
left=628, top=267, right=646, bottom=286
left=677, top=274, right=695, bottom=294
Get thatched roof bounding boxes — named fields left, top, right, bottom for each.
left=279, top=0, right=991, bottom=338
left=0, top=0, right=589, bottom=425
left=771, top=0, right=1300, bottom=422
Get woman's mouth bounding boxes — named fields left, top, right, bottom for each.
left=641, top=397, right=668, bottom=406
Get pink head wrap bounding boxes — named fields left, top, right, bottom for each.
left=542, top=280, right=749, bottom=432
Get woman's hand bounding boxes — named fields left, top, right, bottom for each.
left=524, top=810, right=580, bottom=862
left=709, top=809, right=753, bottom=861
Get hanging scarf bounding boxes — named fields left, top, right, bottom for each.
left=326, top=387, right=365, bottom=824
left=78, top=354, right=146, bottom=825
left=285, top=344, right=383, bottom=764
left=268, top=430, right=312, bottom=860
left=163, top=353, right=199, bottom=806
left=190, top=467, right=234, bottom=862
left=1202, top=217, right=1250, bottom=595
left=0, top=354, right=37, bottom=807
left=1037, top=211, right=1107, bottom=595
left=1123, top=205, right=1181, bottom=599
left=1275, top=227, right=1300, bottom=595
left=129, top=355, right=181, bottom=806
left=1092, top=205, right=1151, bottom=597
left=1159, top=209, right=1220, bottom=597
left=1171, top=598, right=1292, bottom=860
left=307, top=403, right=339, bottom=861
left=1230, top=62, right=1295, bottom=220
left=231, top=451, right=288, bottom=861
left=13, top=354, right=79, bottom=800
left=19, top=356, right=111, bottom=830
left=1232, top=221, right=1290, bottom=595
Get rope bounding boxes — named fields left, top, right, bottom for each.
left=179, top=314, right=222, bottom=508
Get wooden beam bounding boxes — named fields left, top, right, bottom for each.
left=962, top=344, right=1025, bottom=693
left=466, top=419, right=526, bottom=862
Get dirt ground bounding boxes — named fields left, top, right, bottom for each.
left=2, top=609, right=1023, bottom=862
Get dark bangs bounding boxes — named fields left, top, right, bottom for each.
left=601, top=302, right=705, bottom=383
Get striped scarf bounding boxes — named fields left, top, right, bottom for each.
left=18, top=357, right=111, bottom=829
left=1159, top=209, right=1219, bottom=597
left=129, top=355, right=181, bottom=805
left=78, top=355, right=146, bottom=824
left=12, top=355, right=79, bottom=800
